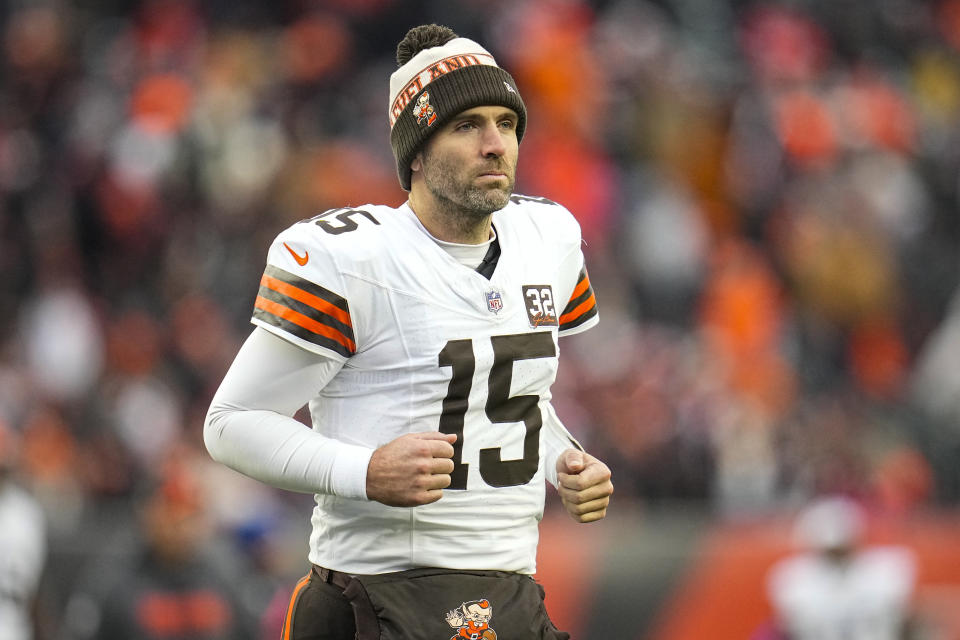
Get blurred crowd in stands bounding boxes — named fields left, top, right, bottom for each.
left=1, top=0, right=960, bottom=637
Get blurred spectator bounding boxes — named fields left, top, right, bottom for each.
left=63, top=450, right=254, bottom=640
left=912, top=286, right=960, bottom=428
left=763, top=496, right=922, bottom=640
left=0, top=420, right=47, bottom=640
left=19, top=287, right=103, bottom=405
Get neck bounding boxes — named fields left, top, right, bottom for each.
left=407, top=192, right=493, bottom=244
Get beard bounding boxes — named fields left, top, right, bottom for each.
left=420, top=149, right=515, bottom=223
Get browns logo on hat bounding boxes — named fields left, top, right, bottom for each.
left=388, top=25, right=527, bottom=191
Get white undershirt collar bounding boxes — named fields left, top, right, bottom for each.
left=402, top=203, right=496, bottom=270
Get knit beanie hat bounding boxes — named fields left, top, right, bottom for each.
left=389, top=25, right=527, bottom=191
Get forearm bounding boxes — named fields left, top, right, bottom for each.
left=204, top=401, right=371, bottom=498
left=203, top=327, right=372, bottom=499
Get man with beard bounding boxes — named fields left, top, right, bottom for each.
left=205, top=24, right=612, bottom=640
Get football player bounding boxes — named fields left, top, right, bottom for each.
left=0, top=421, right=46, bottom=640
left=205, top=24, right=613, bottom=639
left=766, top=496, right=920, bottom=640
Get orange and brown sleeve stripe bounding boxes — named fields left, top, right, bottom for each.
left=559, top=266, right=598, bottom=332
left=253, top=265, right=356, bottom=357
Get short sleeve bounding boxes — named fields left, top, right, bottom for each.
left=558, top=257, right=599, bottom=336
left=525, top=199, right=599, bottom=337
left=251, top=228, right=357, bottom=361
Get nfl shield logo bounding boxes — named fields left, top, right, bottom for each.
left=485, top=290, right=503, bottom=314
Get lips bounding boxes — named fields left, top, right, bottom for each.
left=477, top=165, right=508, bottom=179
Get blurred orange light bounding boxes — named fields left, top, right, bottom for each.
left=130, top=73, right=194, bottom=134
left=773, top=90, right=838, bottom=167
left=937, top=0, right=960, bottom=52
left=847, top=320, right=908, bottom=399
left=280, top=15, right=351, bottom=84
left=840, top=75, right=916, bottom=153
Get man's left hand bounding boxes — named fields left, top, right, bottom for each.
left=556, top=450, right=613, bottom=523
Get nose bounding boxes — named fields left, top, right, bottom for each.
left=479, top=121, right=507, bottom=158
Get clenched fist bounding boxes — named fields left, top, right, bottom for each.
left=556, top=449, right=613, bottom=523
left=366, top=432, right=457, bottom=507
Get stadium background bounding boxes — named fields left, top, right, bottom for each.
left=2, top=0, right=960, bottom=637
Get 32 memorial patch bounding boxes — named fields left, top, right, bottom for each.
left=522, top=285, right=558, bottom=327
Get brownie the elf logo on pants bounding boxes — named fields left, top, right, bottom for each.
left=445, top=599, right=497, bottom=640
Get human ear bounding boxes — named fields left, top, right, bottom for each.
left=411, top=154, right=422, bottom=172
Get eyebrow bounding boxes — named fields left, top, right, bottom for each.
left=452, top=109, right=517, bottom=125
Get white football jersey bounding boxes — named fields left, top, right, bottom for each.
left=250, top=195, right=598, bottom=574
left=0, top=483, right=45, bottom=640
left=768, top=547, right=916, bottom=640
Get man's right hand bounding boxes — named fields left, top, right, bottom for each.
left=366, top=432, right=456, bottom=506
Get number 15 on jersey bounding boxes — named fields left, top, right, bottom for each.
left=438, top=331, right=555, bottom=490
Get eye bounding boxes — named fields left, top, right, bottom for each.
left=455, top=121, right=476, bottom=132
left=498, top=119, right=516, bottom=130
